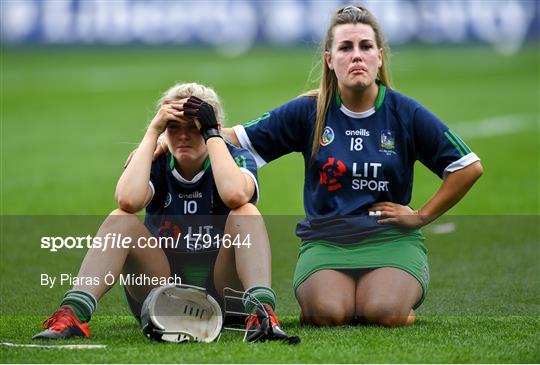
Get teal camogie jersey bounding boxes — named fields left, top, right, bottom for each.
left=233, top=86, right=479, bottom=244
left=144, top=142, right=259, bottom=253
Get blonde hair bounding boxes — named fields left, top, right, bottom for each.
left=307, top=5, right=392, bottom=160
left=158, top=82, right=225, bottom=127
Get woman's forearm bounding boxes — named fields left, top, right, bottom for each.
left=206, top=137, right=254, bottom=209
left=417, top=161, right=484, bottom=225
left=115, top=130, right=160, bottom=212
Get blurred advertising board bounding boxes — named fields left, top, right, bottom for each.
left=2, top=0, right=538, bottom=55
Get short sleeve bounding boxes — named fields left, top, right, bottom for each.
left=145, top=153, right=168, bottom=213
left=229, top=145, right=260, bottom=204
left=413, top=104, right=479, bottom=179
left=233, top=96, right=315, bottom=167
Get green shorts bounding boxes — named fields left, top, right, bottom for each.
left=123, top=250, right=217, bottom=320
left=293, top=229, right=430, bottom=309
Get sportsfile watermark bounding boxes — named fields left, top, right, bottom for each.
left=40, top=232, right=252, bottom=253
left=35, top=214, right=254, bottom=253
left=41, top=233, right=175, bottom=252
left=0, top=215, right=538, bottom=316
left=40, top=273, right=183, bottom=289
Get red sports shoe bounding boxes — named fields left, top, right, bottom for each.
left=244, top=306, right=265, bottom=342
left=263, top=304, right=288, bottom=340
left=244, top=304, right=298, bottom=343
left=32, top=305, right=90, bottom=340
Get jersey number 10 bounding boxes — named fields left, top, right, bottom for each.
left=184, top=200, right=198, bottom=214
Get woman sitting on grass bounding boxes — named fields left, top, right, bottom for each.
left=33, top=82, right=289, bottom=342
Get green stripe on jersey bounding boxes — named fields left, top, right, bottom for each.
left=203, top=157, right=211, bottom=170
left=375, top=85, right=386, bottom=110
left=169, top=154, right=175, bottom=170
left=171, top=155, right=210, bottom=171
left=444, top=131, right=465, bottom=157
left=335, top=90, right=342, bottom=107
left=243, top=112, right=271, bottom=128
left=448, top=130, right=472, bottom=154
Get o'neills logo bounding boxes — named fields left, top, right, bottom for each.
left=178, top=192, right=202, bottom=199
left=319, top=157, right=347, bottom=191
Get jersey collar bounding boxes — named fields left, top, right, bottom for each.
left=340, top=105, right=375, bottom=119
left=335, top=83, right=387, bottom=119
left=171, top=168, right=205, bottom=184
left=169, top=154, right=211, bottom=185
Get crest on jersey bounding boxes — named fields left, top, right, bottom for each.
left=380, top=130, right=395, bottom=150
left=164, top=193, right=172, bottom=208
left=379, top=130, right=397, bottom=156
left=319, top=157, right=347, bottom=191
left=234, top=155, right=247, bottom=168
left=321, top=126, right=335, bottom=146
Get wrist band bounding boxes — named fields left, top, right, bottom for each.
left=202, top=129, right=222, bottom=142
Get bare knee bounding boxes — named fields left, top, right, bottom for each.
left=110, top=208, right=135, bottom=216
left=107, top=208, right=138, bottom=222
left=300, top=297, right=354, bottom=326
left=361, top=300, right=414, bottom=327
left=99, top=208, right=140, bottom=233
left=229, top=203, right=259, bottom=216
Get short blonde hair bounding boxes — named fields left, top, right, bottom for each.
left=157, top=82, right=225, bottom=127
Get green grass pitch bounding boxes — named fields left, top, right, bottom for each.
left=1, top=44, right=539, bottom=363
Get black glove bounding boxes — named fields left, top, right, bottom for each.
left=183, top=96, right=221, bottom=142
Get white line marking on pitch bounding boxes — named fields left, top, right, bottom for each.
left=1, top=342, right=107, bottom=349
left=428, top=222, right=456, bottom=235
left=451, top=114, right=538, bottom=140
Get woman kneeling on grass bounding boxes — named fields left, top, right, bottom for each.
left=223, top=4, right=483, bottom=327
left=33, top=82, right=288, bottom=342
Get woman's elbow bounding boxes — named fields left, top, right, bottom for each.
left=116, top=195, right=144, bottom=214
left=471, top=161, right=484, bottom=180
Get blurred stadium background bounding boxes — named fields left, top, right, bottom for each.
left=1, top=0, right=539, bottom=363
left=1, top=0, right=538, bottom=215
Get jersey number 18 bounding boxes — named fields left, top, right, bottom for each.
left=350, top=137, right=363, bottom=151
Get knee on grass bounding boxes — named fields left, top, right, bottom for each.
left=300, top=299, right=354, bottom=326
left=360, top=300, right=415, bottom=327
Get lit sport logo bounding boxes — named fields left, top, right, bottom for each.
left=158, top=221, right=181, bottom=249
left=319, top=157, right=347, bottom=191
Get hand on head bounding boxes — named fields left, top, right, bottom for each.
left=148, top=99, right=186, bottom=135
left=183, top=96, right=221, bottom=142
left=148, top=96, right=219, bottom=139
